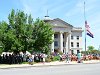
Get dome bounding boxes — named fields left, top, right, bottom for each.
left=43, top=15, right=52, bottom=21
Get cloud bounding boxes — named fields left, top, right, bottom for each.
left=19, top=0, right=33, bottom=14
left=48, top=1, right=72, bottom=14
left=65, top=0, right=98, bottom=17
left=19, top=0, right=50, bottom=19
left=65, top=1, right=83, bottom=17
left=22, top=3, right=32, bottom=14
left=19, top=0, right=74, bottom=19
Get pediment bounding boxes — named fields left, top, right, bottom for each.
left=48, top=18, right=73, bottom=28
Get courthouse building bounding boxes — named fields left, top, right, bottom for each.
left=44, top=16, right=83, bottom=54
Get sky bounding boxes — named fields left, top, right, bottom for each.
left=0, top=0, right=100, bottom=50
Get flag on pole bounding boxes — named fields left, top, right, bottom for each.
left=85, top=21, right=90, bottom=29
left=86, top=29, right=94, bottom=38
left=85, top=20, right=94, bottom=38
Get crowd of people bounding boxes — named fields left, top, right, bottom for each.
left=60, top=53, right=100, bottom=63
left=0, top=52, right=47, bottom=64
left=0, top=54, right=23, bottom=64
left=0, top=51, right=100, bottom=64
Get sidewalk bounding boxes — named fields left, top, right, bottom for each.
left=0, top=60, right=100, bottom=69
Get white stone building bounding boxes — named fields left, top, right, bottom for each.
left=44, top=16, right=83, bottom=54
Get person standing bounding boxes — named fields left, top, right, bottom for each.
left=42, top=53, right=47, bottom=63
left=32, top=54, right=34, bottom=63
left=77, top=51, right=81, bottom=63
left=0, top=55, right=2, bottom=64
left=28, top=55, right=33, bottom=65
left=43, top=54, right=45, bottom=63
left=66, top=53, right=69, bottom=63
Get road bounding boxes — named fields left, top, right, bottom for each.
left=0, top=63, right=100, bottom=75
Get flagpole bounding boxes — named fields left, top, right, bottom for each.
left=84, top=1, right=87, bottom=52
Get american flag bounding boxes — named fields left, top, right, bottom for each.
left=85, top=20, right=94, bottom=38
left=85, top=21, right=90, bottom=30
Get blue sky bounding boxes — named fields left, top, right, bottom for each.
left=0, top=0, right=100, bottom=50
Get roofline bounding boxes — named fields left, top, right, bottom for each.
left=71, top=27, right=84, bottom=32
left=53, top=18, right=73, bottom=27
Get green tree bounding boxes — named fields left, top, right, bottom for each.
left=33, top=19, right=54, bottom=54
left=0, top=9, right=54, bottom=54
left=87, top=46, right=94, bottom=51
left=81, top=46, right=100, bottom=55
left=8, top=9, right=34, bottom=53
left=0, top=21, right=16, bottom=52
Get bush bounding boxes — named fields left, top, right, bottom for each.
left=53, top=56, right=60, bottom=61
left=45, top=56, right=52, bottom=62
left=45, top=57, right=52, bottom=62
left=45, top=55, right=60, bottom=62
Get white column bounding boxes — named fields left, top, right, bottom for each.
left=68, top=32, right=71, bottom=52
left=65, top=33, right=68, bottom=54
left=60, top=32, right=63, bottom=53
left=51, top=34, right=54, bottom=52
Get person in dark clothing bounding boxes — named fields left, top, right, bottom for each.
left=8, top=54, right=12, bottom=64
left=12, top=54, right=15, bottom=64
left=5, top=54, right=9, bottom=64
left=0, top=55, right=2, bottom=64
left=2, top=54, right=5, bottom=64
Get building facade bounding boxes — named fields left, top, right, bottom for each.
left=44, top=17, right=83, bottom=54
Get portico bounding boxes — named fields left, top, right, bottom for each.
left=51, top=31, right=71, bottom=54
left=44, top=17, right=83, bottom=54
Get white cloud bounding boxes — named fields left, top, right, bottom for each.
left=65, top=1, right=83, bottom=17
left=19, top=0, right=50, bottom=19
left=22, top=4, right=32, bottom=14
left=65, top=0, right=98, bottom=17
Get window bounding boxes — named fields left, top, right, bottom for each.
left=71, top=36, right=73, bottom=40
left=77, top=36, right=79, bottom=40
left=77, top=42, right=79, bottom=47
left=71, top=42, right=74, bottom=47
left=54, top=34, right=58, bottom=38
left=54, top=41, right=58, bottom=46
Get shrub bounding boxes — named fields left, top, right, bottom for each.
left=45, top=57, right=52, bottom=62
left=45, top=56, right=52, bottom=62
left=53, top=56, right=60, bottom=61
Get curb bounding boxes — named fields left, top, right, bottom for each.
left=0, top=61, right=100, bottom=69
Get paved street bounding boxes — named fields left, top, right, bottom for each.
left=0, top=63, right=100, bottom=75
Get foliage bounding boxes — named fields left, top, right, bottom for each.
left=45, top=56, right=52, bottom=62
left=0, top=9, right=54, bottom=54
left=32, top=19, right=54, bottom=54
left=81, top=51, right=88, bottom=55
left=87, top=46, right=94, bottom=51
left=8, top=9, right=34, bottom=52
left=0, top=47, right=3, bottom=54
left=0, top=21, right=16, bottom=52
left=82, top=50, right=100, bottom=55
left=53, top=56, right=60, bottom=61
left=87, top=46, right=100, bottom=54
left=45, top=55, right=60, bottom=62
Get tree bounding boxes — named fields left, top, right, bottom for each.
left=8, top=9, right=34, bottom=53
left=0, top=21, right=16, bottom=52
left=87, top=46, right=94, bottom=51
left=0, top=9, right=34, bottom=53
left=0, top=9, right=54, bottom=54
left=81, top=46, right=100, bottom=55
left=33, top=19, right=54, bottom=54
